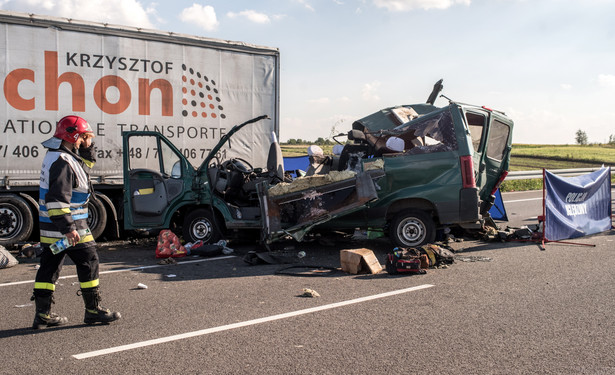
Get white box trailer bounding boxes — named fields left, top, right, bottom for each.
left=0, top=10, right=280, bottom=247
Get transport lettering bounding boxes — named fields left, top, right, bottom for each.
left=0, top=118, right=226, bottom=142
left=116, top=123, right=227, bottom=140
left=2, top=119, right=54, bottom=134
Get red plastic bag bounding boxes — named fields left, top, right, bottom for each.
left=155, top=230, right=187, bottom=258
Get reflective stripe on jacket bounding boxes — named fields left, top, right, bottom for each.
left=39, top=147, right=95, bottom=246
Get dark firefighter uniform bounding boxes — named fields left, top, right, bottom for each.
left=32, top=134, right=120, bottom=329
left=35, top=145, right=99, bottom=291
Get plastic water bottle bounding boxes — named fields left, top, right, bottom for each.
left=50, top=238, right=71, bottom=255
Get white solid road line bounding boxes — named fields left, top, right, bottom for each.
left=0, top=256, right=235, bottom=288
left=73, top=284, right=435, bottom=359
left=505, top=197, right=542, bottom=203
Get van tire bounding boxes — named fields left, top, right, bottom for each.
left=0, top=195, right=34, bottom=246
left=183, top=208, right=221, bottom=244
left=390, top=209, right=435, bottom=247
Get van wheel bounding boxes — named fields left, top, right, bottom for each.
left=87, top=197, right=107, bottom=240
left=183, top=208, right=221, bottom=244
left=390, top=209, right=435, bottom=247
left=0, top=195, right=34, bottom=246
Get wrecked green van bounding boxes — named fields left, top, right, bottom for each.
left=315, top=82, right=514, bottom=246
left=121, top=81, right=513, bottom=247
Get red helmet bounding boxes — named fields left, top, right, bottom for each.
left=54, top=115, right=93, bottom=144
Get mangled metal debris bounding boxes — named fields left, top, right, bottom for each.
left=481, top=224, right=542, bottom=242
left=268, top=171, right=359, bottom=196
left=260, top=170, right=385, bottom=243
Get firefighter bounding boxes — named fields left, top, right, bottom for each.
left=32, top=115, right=121, bottom=329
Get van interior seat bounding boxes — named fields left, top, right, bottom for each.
left=306, top=155, right=332, bottom=176
left=266, top=140, right=284, bottom=182
left=337, top=144, right=370, bottom=171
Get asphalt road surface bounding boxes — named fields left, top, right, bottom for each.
left=1, top=190, right=614, bottom=374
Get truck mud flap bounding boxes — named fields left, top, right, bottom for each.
left=259, top=170, right=384, bottom=243
left=459, top=187, right=480, bottom=222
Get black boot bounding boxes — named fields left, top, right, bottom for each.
left=80, top=287, right=121, bottom=324
left=31, top=290, right=68, bottom=329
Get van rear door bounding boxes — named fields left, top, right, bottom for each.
left=463, top=108, right=513, bottom=214
left=480, top=116, right=513, bottom=201
left=464, top=108, right=489, bottom=191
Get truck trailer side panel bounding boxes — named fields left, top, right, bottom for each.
left=0, top=11, right=280, bottom=246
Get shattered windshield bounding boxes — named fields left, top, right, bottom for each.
left=382, top=108, right=457, bottom=154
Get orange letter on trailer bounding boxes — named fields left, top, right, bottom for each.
left=44, top=51, right=86, bottom=112
left=138, top=78, right=173, bottom=116
left=94, top=76, right=131, bottom=115
left=3, top=68, right=35, bottom=110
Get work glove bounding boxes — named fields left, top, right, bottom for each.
left=79, top=142, right=97, bottom=163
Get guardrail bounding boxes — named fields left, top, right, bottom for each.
left=506, top=167, right=612, bottom=180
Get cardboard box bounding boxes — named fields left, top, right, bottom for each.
left=340, top=248, right=383, bottom=274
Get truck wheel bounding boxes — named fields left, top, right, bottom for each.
left=87, top=197, right=107, bottom=240
left=0, top=195, right=34, bottom=246
left=390, top=209, right=435, bottom=247
left=183, top=208, right=221, bottom=244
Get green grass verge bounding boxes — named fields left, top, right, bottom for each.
left=500, top=179, right=543, bottom=192
left=506, top=144, right=614, bottom=191
left=510, top=144, right=615, bottom=171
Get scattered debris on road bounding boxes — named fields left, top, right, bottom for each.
left=455, top=255, right=492, bottom=262
left=298, top=288, right=320, bottom=298
left=340, top=248, right=382, bottom=274
left=0, top=245, right=19, bottom=269
left=157, top=258, right=177, bottom=265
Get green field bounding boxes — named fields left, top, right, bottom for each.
left=503, top=144, right=615, bottom=191
left=281, top=143, right=615, bottom=192
left=281, top=144, right=334, bottom=157
left=509, top=144, right=615, bottom=170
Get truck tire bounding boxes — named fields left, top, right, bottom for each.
left=0, top=195, right=34, bottom=246
left=390, top=209, right=435, bottom=247
left=183, top=208, right=221, bottom=244
left=87, top=197, right=107, bottom=240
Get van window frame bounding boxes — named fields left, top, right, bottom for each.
left=485, top=119, right=510, bottom=162
left=463, top=110, right=487, bottom=153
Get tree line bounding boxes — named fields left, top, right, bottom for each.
left=575, top=130, right=615, bottom=145
left=284, top=137, right=336, bottom=145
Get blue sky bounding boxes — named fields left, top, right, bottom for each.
left=2, top=0, right=614, bottom=144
